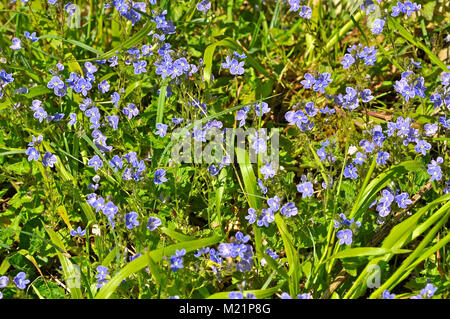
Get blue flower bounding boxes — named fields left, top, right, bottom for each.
left=133, top=60, right=147, bottom=74
left=228, top=292, right=243, bottom=299
left=299, top=6, right=312, bottom=19
left=0, top=276, right=9, bottom=288
left=125, top=212, right=139, bottom=229
left=427, top=157, right=443, bottom=181
left=382, top=290, right=396, bottom=299
left=341, top=53, right=355, bottom=69
left=70, top=226, right=86, bottom=236
left=288, top=0, right=300, bottom=12
left=154, top=168, right=168, bottom=184
left=42, top=152, right=57, bottom=168
left=24, top=31, right=39, bottom=42
left=420, top=283, right=437, bottom=298
left=155, top=123, right=168, bottom=137
left=13, top=272, right=30, bottom=290
left=107, top=115, right=119, bottom=130
left=25, top=147, right=40, bottom=161
left=371, top=19, right=385, bottom=34
left=170, top=256, right=184, bottom=272
left=395, top=192, right=412, bottom=209
left=301, top=73, right=315, bottom=89
left=147, top=217, right=162, bottom=231
left=88, top=155, right=103, bottom=171
left=376, top=151, right=390, bottom=165
left=424, top=123, right=438, bottom=136
left=229, top=59, right=245, bottom=75
left=10, top=38, right=22, bottom=50
left=255, top=102, right=270, bottom=117
left=123, top=103, right=139, bottom=119
left=353, top=152, right=366, bottom=165
left=260, top=162, right=275, bottom=180
left=280, top=202, right=298, bottom=217
left=245, top=208, right=257, bottom=224
left=297, top=181, right=314, bottom=198
left=68, top=113, right=77, bottom=125
left=313, top=72, right=333, bottom=93
left=197, top=1, right=211, bottom=13
left=98, top=80, right=110, bottom=93
left=111, top=92, right=121, bottom=107
left=343, top=163, right=358, bottom=179
left=414, top=140, right=431, bottom=156
left=336, top=229, right=353, bottom=245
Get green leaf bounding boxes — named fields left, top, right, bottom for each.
left=330, top=247, right=410, bottom=259
left=388, top=17, right=447, bottom=72
left=275, top=214, right=300, bottom=297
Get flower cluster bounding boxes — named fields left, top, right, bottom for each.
left=216, top=232, right=254, bottom=272
left=301, top=72, right=333, bottom=93
left=334, top=214, right=361, bottom=246
left=95, top=266, right=109, bottom=289
left=391, top=1, right=421, bottom=17
left=221, top=51, right=246, bottom=76
left=341, top=44, right=378, bottom=69
left=393, top=71, right=426, bottom=102
left=170, top=249, right=186, bottom=272
left=287, top=0, right=312, bottom=19
left=87, top=194, right=119, bottom=229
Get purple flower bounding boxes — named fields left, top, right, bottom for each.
left=68, top=113, right=77, bottom=125
left=245, top=208, right=257, bottom=224
left=133, top=60, right=147, bottom=74
left=313, top=72, right=333, bottom=93
left=147, top=217, right=162, bottom=231
left=371, top=19, right=385, bottom=34
left=420, top=283, right=437, bottom=298
left=10, top=38, right=22, bottom=50
left=299, top=6, right=312, bottom=19
left=353, top=152, right=366, bottom=165
left=255, top=102, right=270, bottom=117
left=98, top=80, right=110, bottom=93
left=13, top=272, right=30, bottom=290
left=42, top=151, right=57, bottom=168
left=341, top=53, right=355, bottom=69
left=414, top=140, right=431, bottom=156
left=280, top=202, right=298, bottom=217
left=155, top=123, right=168, bottom=137
left=395, top=192, right=412, bottom=209
left=361, top=89, right=374, bottom=102
left=260, top=162, right=275, bottom=180
left=0, top=276, right=9, bottom=288
left=297, top=181, right=314, bottom=198
left=107, top=115, right=119, bottom=130
left=343, top=163, right=358, bottom=179
left=229, top=59, right=245, bottom=75
left=197, top=0, right=211, bottom=13
left=336, top=229, right=353, bottom=245
left=154, top=168, right=167, bottom=184
left=376, top=151, right=390, bottom=165
left=125, top=212, right=139, bottom=229
left=70, top=226, right=86, bottom=236
left=427, top=157, right=443, bottom=181
left=382, top=290, right=396, bottom=299
left=424, top=123, right=438, bottom=136
left=25, top=147, right=40, bottom=161
left=88, top=155, right=103, bottom=171
left=24, top=31, right=39, bottom=42
left=111, top=92, right=121, bottom=107
left=301, top=73, right=315, bottom=89
left=229, top=292, right=244, bottom=299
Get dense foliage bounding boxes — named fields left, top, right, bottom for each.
left=0, top=0, right=449, bottom=299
